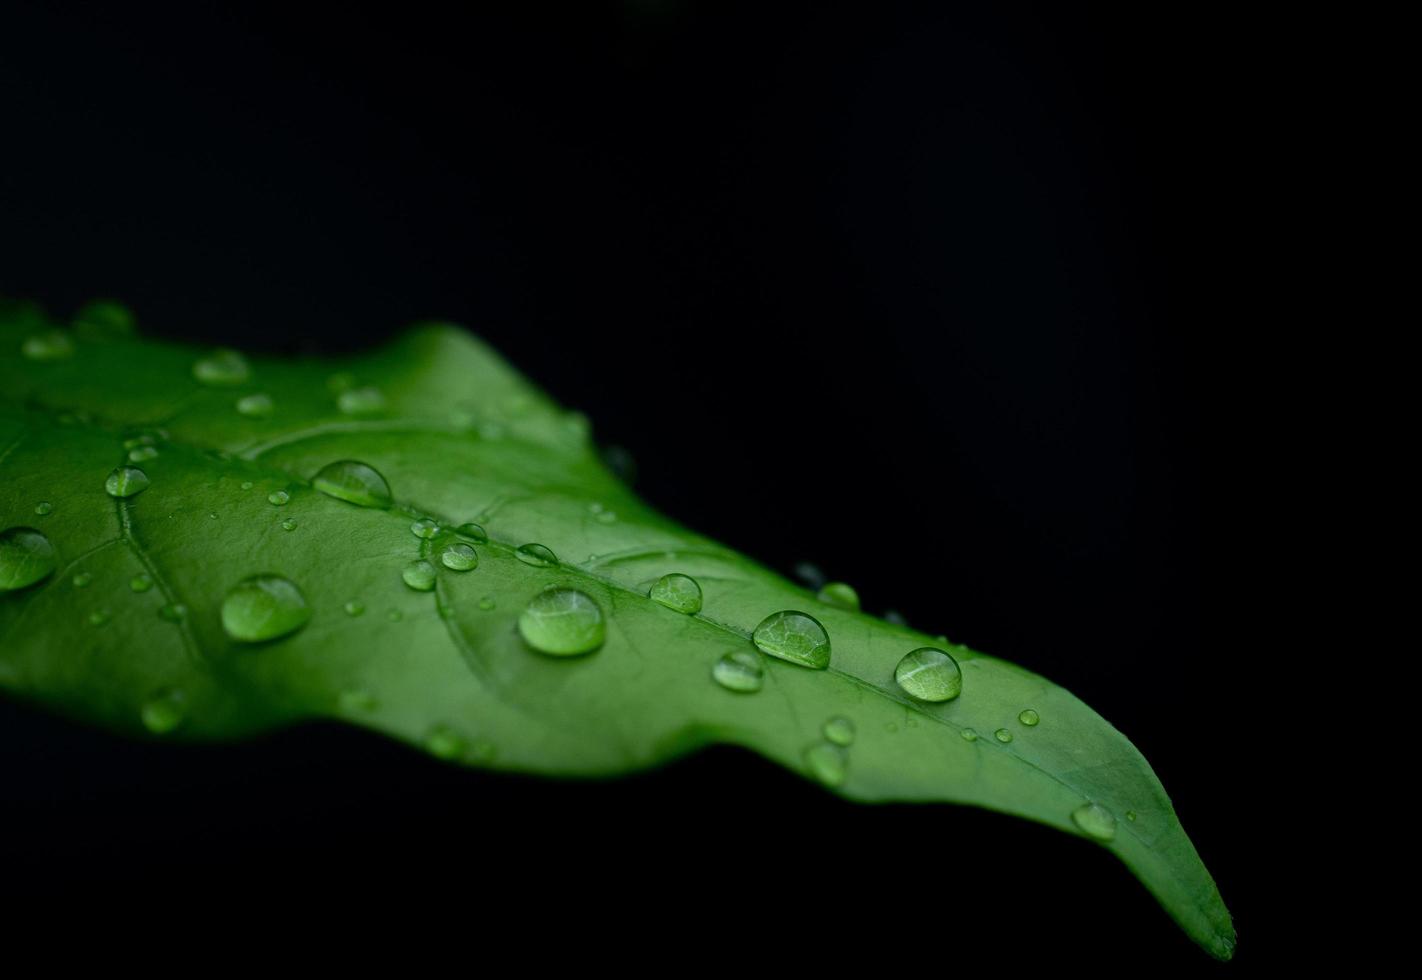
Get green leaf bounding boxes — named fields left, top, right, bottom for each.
left=0, top=297, right=1233, bottom=958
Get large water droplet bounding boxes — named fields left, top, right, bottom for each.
left=823, top=716, right=856, bottom=746
left=105, top=466, right=150, bottom=498
left=236, top=392, right=274, bottom=418
left=518, top=587, right=604, bottom=656
left=649, top=573, right=702, bottom=614
left=515, top=543, right=557, bottom=567
left=456, top=522, right=488, bottom=543
left=1071, top=802, right=1118, bottom=841
left=804, top=743, right=848, bottom=787
left=893, top=647, right=962, bottom=702
left=410, top=518, right=440, bottom=539
left=402, top=559, right=437, bottom=592
left=816, top=582, right=860, bottom=611
left=712, top=650, right=764, bottom=693
left=0, top=527, right=56, bottom=590
left=21, top=329, right=76, bottom=361
left=441, top=543, right=478, bottom=571
left=337, top=386, right=385, bottom=415
left=1018, top=708, right=1040, bottom=727
left=141, top=689, right=186, bottom=735
left=193, top=348, right=250, bottom=385
left=752, top=610, right=831, bottom=669
left=312, top=460, right=392, bottom=509
left=221, top=574, right=311, bottom=642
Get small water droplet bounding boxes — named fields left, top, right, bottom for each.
left=159, top=602, right=187, bottom=623
left=88, top=609, right=110, bottom=626
left=410, top=517, right=440, bottom=539
left=752, top=610, right=831, bottom=669
left=402, top=559, right=437, bottom=592
left=518, top=587, right=605, bottom=656
left=72, top=571, right=93, bottom=588
left=994, top=728, right=1013, bottom=743
left=21, top=329, right=76, bottom=361
left=595, top=510, right=617, bottom=524
left=425, top=725, right=465, bottom=760
left=267, top=490, right=290, bottom=505
left=1126, top=810, right=1138, bottom=822
left=312, top=460, right=392, bottom=509
left=122, top=433, right=158, bottom=450
left=649, top=573, right=702, bottom=614
left=221, top=574, right=311, bottom=642
left=192, top=348, right=250, bottom=385
left=711, top=650, right=764, bottom=693
left=960, top=728, right=979, bottom=742
left=441, top=543, right=478, bottom=571
left=387, top=608, right=403, bottom=622
left=478, top=596, right=496, bottom=611
left=816, top=582, right=860, bottom=611
left=327, top=372, right=355, bottom=393
left=105, top=466, right=150, bottom=498
left=894, top=647, right=962, bottom=702
left=515, top=543, right=557, bottom=567
left=208, top=512, right=219, bottom=520
left=884, top=610, right=909, bottom=627
left=823, top=716, right=856, bottom=746
left=1071, top=802, right=1118, bottom=841
left=792, top=561, right=826, bottom=589
left=236, top=392, right=274, bottom=418
left=140, top=689, right=186, bottom=735
left=339, top=688, right=377, bottom=713
left=34, top=502, right=53, bottom=516
left=240, top=481, right=254, bottom=491
left=127, top=445, right=159, bottom=463
left=602, top=444, right=637, bottom=483
left=281, top=518, right=297, bottom=531
left=804, top=743, right=848, bottom=787
left=1018, top=708, right=1040, bottom=727
left=130, top=573, right=153, bottom=592
left=337, top=385, right=385, bottom=415
left=456, top=522, right=488, bottom=543
left=74, top=299, right=135, bottom=339
left=343, top=600, right=365, bottom=616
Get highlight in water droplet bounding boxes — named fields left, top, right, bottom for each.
left=649, top=573, right=702, bottom=614
left=518, top=587, right=604, bottom=656
left=21, top=329, right=75, bottom=361
left=515, top=543, right=557, bottom=567
left=441, top=543, right=478, bottom=571
left=712, top=650, right=764, bottom=693
left=312, top=460, right=392, bottom=509
left=402, top=559, right=437, bottom=592
left=221, top=574, right=311, bottom=642
left=894, top=647, right=962, bottom=702
left=752, top=610, right=831, bottom=669
left=1071, top=802, right=1118, bottom=841
left=105, top=466, right=150, bottom=499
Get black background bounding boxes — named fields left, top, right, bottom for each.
left=2, top=1, right=1287, bottom=970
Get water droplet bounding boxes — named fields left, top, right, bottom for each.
left=1125, top=810, right=1138, bottom=822
left=441, top=543, right=478, bottom=571
left=339, top=689, right=377, bottom=712
left=602, top=445, right=637, bottom=483
left=649, top=573, right=702, bottom=614
left=130, top=573, right=153, bottom=592
left=236, top=392, right=274, bottom=418
left=793, top=561, right=826, bottom=589
left=281, top=518, right=297, bottom=532
left=960, top=728, right=979, bottom=742
left=34, top=502, right=53, bottom=517
left=267, top=490, right=290, bottom=506
left=208, top=512, right=219, bottom=520
left=816, top=582, right=860, bottom=611
left=752, top=610, right=831, bottom=669
left=140, top=689, right=186, bottom=734
left=884, top=609, right=909, bottom=627
left=804, top=743, right=848, bottom=787
left=711, top=650, right=764, bottom=693
left=1071, top=802, right=1117, bottom=841
left=456, top=522, right=488, bottom=543
left=343, top=600, right=365, bottom=616
left=72, top=571, right=93, bottom=588
left=387, top=608, right=403, bottom=622
left=515, top=543, right=557, bottom=567
left=1018, top=708, right=1040, bottom=727
left=823, top=716, right=856, bottom=746
left=220, top=574, right=311, bottom=642
left=518, top=587, right=605, bottom=656
left=402, top=559, right=437, bottom=592
left=410, top=517, right=440, bottom=539
left=0, top=527, right=58, bottom=591
left=127, top=445, right=159, bottom=463
left=893, top=647, right=962, bottom=702
left=21, top=329, right=76, bottom=361
left=74, top=299, right=135, bottom=339
left=337, top=385, right=385, bottom=415
left=994, top=728, right=1013, bottom=743
left=312, top=460, right=392, bottom=509
left=192, top=348, right=250, bottom=385
left=105, top=466, right=150, bottom=498
left=159, top=602, right=187, bottom=623
left=477, top=596, right=496, bottom=611
left=240, top=481, right=254, bottom=491
left=425, top=725, right=465, bottom=760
